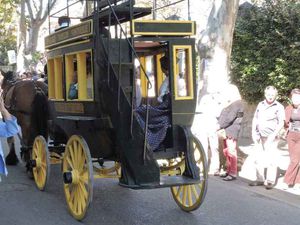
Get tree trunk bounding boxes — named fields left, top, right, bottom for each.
left=194, top=0, right=240, bottom=100
left=16, top=0, right=26, bottom=73
left=25, top=21, right=42, bottom=55
left=190, top=0, right=240, bottom=163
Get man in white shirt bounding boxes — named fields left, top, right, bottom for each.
left=249, top=86, right=285, bottom=189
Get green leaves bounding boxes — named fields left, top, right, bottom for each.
left=231, top=0, right=300, bottom=103
left=0, top=0, right=18, bottom=65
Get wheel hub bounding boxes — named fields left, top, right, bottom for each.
left=35, top=158, right=42, bottom=168
left=30, top=159, right=37, bottom=168
left=63, top=170, right=80, bottom=184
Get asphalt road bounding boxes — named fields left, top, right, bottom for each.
left=0, top=137, right=300, bottom=225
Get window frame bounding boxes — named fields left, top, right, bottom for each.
left=172, top=45, right=194, bottom=100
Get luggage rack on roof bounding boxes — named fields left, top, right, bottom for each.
left=81, top=1, right=152, bottom=26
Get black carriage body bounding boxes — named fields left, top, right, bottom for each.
left=45, top=5, right=198, bottom=186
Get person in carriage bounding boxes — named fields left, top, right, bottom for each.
left=134, top=54, right=172, bottom=152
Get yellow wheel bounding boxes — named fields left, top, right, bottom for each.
left=31, top=135, right=50, bottom=191
left=171, top=135, right=208, bottom=211
left=62, top=135, right=93, bottom=221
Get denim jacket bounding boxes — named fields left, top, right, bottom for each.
left=0, top=117, right=20, bottom=176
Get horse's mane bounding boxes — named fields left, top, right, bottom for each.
left=2, top=70, right=16, bottom=82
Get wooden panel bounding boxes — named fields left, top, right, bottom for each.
left=45, top=20, right=92, bottom=49
left=132, top=20, right=196, bottom=36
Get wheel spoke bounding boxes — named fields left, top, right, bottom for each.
left=73, top=141, right=78, bottom=168
left=182, top=186, right=187, bottom=206
left=191, top=184, right=199, bottom=200
left=33, top=146, right=39, bottom=158
left=187, top=185, right=193, bottom=206
left=176, top=186, right=183, bottom=199
left=78, top=149, right=85, bottom=171
left=80, top=170, right=89, bottom=185
left=79, top=181, right=88, bottom=202
left=66, top=155, right=74, bottom=170
left=68, top=145, right=75, bottom=167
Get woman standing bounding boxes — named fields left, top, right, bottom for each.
left=282, top=88, right=300, bottom=190
left=0, top=71, right=20, bottom=181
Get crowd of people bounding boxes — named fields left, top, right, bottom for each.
left=18, top=70, right=47, bottom=83
left=197, top=85, right=300, bottom=191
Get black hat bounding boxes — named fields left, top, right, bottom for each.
left=160, top=55, right=169, bottom=71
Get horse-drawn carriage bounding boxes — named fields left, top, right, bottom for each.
left=5, top=0, right=208, bottom=220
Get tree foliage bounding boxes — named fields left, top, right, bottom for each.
left=231, top=0, right=300, bottom=103
left=0, top=0, right=19, bottom=65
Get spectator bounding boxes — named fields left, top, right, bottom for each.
left=217, top=85, right=244, bottom=181
left=249, top=86, right=285, bottom=189
left=0, top=72, right=20, bottom=181
left=282, top=88, right=300, bottom=190
left=192, top=92, right=222, bottom=176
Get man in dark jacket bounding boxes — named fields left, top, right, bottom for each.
left=217, top=85, right=244, bottom=181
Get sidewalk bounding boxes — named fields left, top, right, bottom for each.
left=238, top=138, right=300, bottom=195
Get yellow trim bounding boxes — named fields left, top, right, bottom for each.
left=173, top=45, right=194, bottom=101
left=47, top=59, right=55, bottom=99
left=54, top=57, right=63, bottom=99
left=47, top=40, right=90, bottom=53
left=132, top=20, right=195, bottom=36
left=77, top=52, right=87, bottom=100
left=45, top=20, right=93, bottom=49
left=156, top=54, right=163, bottom=94
left=139, top=57, right=147, bottom=97
left=65, top=54, right=74, bottom=100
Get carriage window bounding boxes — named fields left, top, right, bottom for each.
left=47, top=56, right=63, bottom=100
left=139, top=56, right=156, bottom=98
left=139, top=54, right=167, bottom=99
left=65, top=50, right=93, bottom=101
left=173, top=46, right=194, bottom=100
left=146, top=56, right=156, bottom=97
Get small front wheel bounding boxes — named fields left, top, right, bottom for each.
left=32, top=135, right=50, bottom=191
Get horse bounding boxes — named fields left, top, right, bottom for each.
left=0, top=70, right=48, bottom=172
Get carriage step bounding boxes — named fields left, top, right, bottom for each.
left=152, top=147, right=182, bottom=159
left=119, top=175, right=201, bottom=190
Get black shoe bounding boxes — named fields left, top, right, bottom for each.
left=249, top=181, right=264, bottom=186
left=265, top=182, right=274, bottom=190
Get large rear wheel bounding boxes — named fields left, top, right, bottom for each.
left=171, top=135, right=208, bottom=211
left=62, top=135, right=93, bottom=221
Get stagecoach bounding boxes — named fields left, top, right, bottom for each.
left=30, top=0, right=208, bottom=220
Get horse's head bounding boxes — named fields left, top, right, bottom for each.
left=0, top=70, right=15, bottom=90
